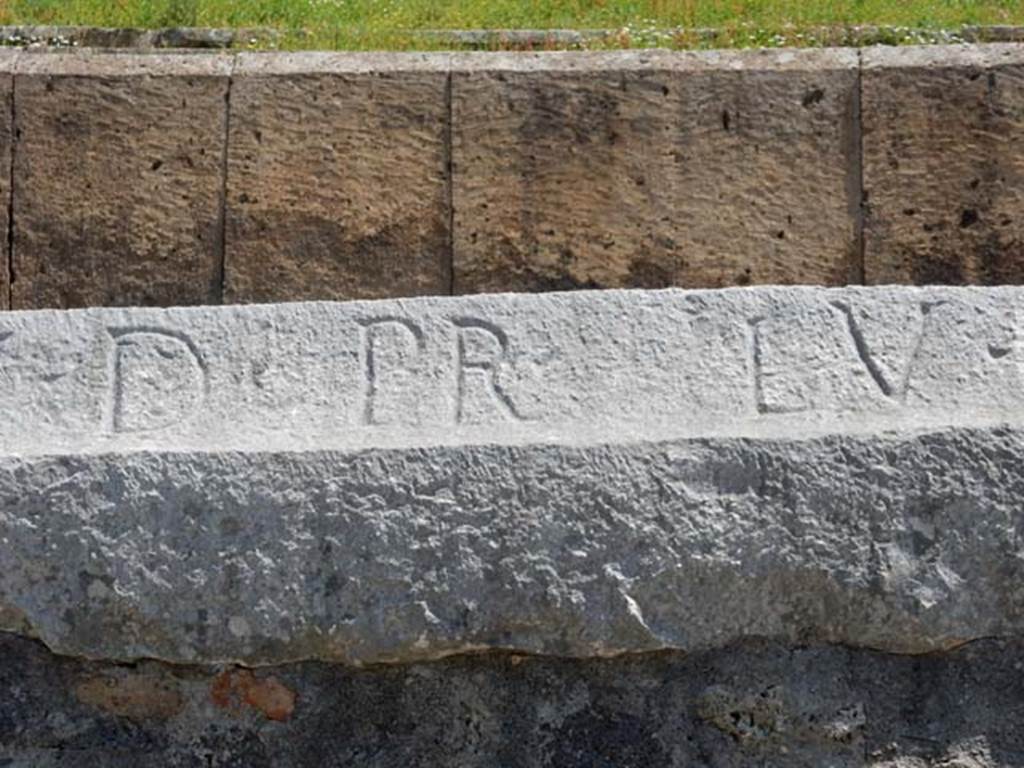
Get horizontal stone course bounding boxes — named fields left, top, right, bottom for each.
left=1, top=287, right=1024, bottom=665
left=0, top=45, right=1020, bottom=307
left=2, top=633, right=1023, bottom=767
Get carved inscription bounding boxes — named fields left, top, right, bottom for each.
left=749, top=301, right=938, bottom=415
left=7, top=295, right=1009, bottom=445
left=829, top=300, right=939, bottom=404
left=0, top=331, right=11, bottom=389
left=454, top=318, right=524, bottom=424
left=746, top=316, right=767, bottom=414
left=107, top=328, right=208, bottom=433
left=359, top=318, right=425, bottom=426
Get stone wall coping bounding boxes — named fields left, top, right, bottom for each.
left=862, top=41, right=1024, bottom=68
left=13, top=49, right=233, bottom=76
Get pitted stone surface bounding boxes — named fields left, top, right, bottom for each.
left=863, top=44, right=1024, bottom=284
left=2, top=633, right=1024, bottom=767
left=452, top=49, right=860, bottom=293
left=11, top=52, right=230, bottom=309
left=1, top=287, right=1024, bottom=664
left=225, top=53, right=450, bottom=304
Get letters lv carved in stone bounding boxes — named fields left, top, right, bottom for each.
left=749, top=301, right=935, bottom=415
left=106, top=328, right=209, bottom=434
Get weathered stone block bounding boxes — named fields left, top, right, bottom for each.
left=1, top=287, right=1023, bottom=665
left=2, top=633, right=1024, bottom=767
left=863, top=44, right=1024, bottom=284
left=225, top=53, right=451, bottom=304
left=11, top=53, right=230, bottom=309
left=452, top=50, right=860, bottom=293
left=0, top=51, right=16, bottom=312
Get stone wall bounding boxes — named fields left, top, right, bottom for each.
left=0, top=44, right=1021, bottom=309
left=2, top=43, right=1024, bottom=768
left=3, top=287, right=1024, bottom=766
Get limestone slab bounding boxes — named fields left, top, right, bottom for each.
left=11, top=53, right=231, bottom=309
left=863, top=44, right=1024, bottom=284
left=224, top=53, right=450, bottom=304
left=452, top=49, right=860, bottom=293
left=1, top=287, right=1024, bottom=665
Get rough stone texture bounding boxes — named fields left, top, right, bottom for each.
left=863, top=44, right=1024, bottom=285
left=0, top=50, right=16, bottom=312
left=225, top=53, right=450, bottom=304
left=2, top=633, right=1024, bottom=767
left=0, top=25, right=279, bottom=49
left=1, top=287, right=1024, bottom=664
left=452, top=49, right=861, bottom=293
left=11, top=52, right=231, bottom=309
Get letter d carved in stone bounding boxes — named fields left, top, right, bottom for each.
left=106, top=328, right=208, bottom=434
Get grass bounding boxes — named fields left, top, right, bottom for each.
left=0, top=0, right=1022, bottom=50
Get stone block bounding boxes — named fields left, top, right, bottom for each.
left=11, top=52, right=231, bottom=309
left=452, top=49, right=861, bottom=293
left=225, top=53, right=451, bottom=303
left=863, top=44, right=1024, bottom=284
left=0, top=287, right=1023, bottom=664
left=2, top=633, right=1023, bottom=766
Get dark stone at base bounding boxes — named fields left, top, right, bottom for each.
left=1, top=633, right=1023, bottom=766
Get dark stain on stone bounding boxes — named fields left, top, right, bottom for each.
left=521, top=86, right=621, bottom=146
left=226, top=210, right=448, bottom=302
left=53, top=111, right=89, bottom=140
left=978, top=233, right=1024, bottom=284
left=75, top=674, right=184, bottom=722
left=525, top=270, right=604, bottom=292
left=802, top=88, right=826, bottom=108
left=551, top=708, right=667, bottom=768
left=909, top=253, right=966, bottom=285
left=212, top=669, right=297, bottom=722
left=960, top=209, right=980, bottom=228
left=324, top=573, right=345, bottom=595
left=627, top=258, right=675, bottom=289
